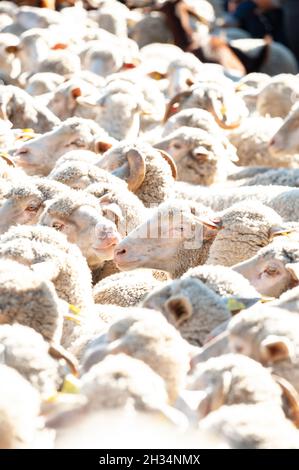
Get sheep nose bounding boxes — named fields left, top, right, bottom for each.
left=115, top=248, right=127, bottom=257
left=95, top=224, right=121, bottom=245
left=269, top=137, right=275, bottom=147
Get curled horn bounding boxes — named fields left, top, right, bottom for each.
left=0, top=153, right=15, bottom=167
left=272, top=374, right=299, bottom=428
left=163, top=90, right=192, bottom=123
left=156, top=149, right=177, bottom=179
left=49, top=343, right=79, bottom=377
left=207, top=95, right=241, bottom=130
left=126, top=148, right=146, bottom=192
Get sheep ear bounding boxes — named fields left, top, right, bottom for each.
left=94, top=140, right=113, bottom=154
left=49, top=343, right=79, bottom=376
left=31, top=261, right=59, bottom=281
left=272, top=374, right=299, bottom=428
left=5, top=45, right=19, bottom=54
left=285, top=263, right=299, bottom=281
left=165, top=296, right=192, bottom=327
left=193, top=214, right=222, bottom=231
left=98, top=194, right=123, bottom=221
left=51, top=43, right=68, bottom=50
left=71, top=87, right=82, bottom=99
left=260, top=335, right=295, bottom=364
left=186, top=77, right=194, bottom=87
left=269, top=226, right=296, bottom=240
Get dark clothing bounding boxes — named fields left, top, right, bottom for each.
left=281, top=0, right=299, bottom=62
left=233, top=1, right=286, bottom=43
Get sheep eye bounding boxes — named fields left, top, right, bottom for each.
left=173, top=142, right=182, bottom=150
left=264, top=266, right=278, bottom=276
left=25, top=204, right=40, bottom=212
left=52, top=222, right=64, bottom=231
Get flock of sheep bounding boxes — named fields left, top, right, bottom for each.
left=1, top=0, right=299, bottom=449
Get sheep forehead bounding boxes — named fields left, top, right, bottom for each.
left=258, top=240, right=299, bottom=264
left=46, top=191, right=99, bottom=218
left=7, top=184, right=42, bottom=201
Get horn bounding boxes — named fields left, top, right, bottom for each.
left=0, top=153, right=15, bottom=167
left=272, top=374, right=299, bottom=428
left=156, top=149, right=177, bottom=179
left=163, top=90, right=192, bottom=123
left=126, top=148, right=146, bottom=192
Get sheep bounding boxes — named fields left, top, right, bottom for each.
left=38, top=78, right=102, bottom=121
left=199, top=403, right=299, bottom=449
left=269, top=103, right=299, bottom=158
left=0, top=258, right=67, bottom=344
left=182, top=265, right=260, bottom=299
left=0, top=84, right=60, bottom=133
left=188, top=354, right=288, bottom=420
left=0, top=324, right=64, bottom=397
left=13, top=117, right=109, bottom=176
left=164, top=82, right=248, bottom=130
left=176, top=184, right=299, bottom=219
left=87, top=0, right=129, bottom=38
left=76, top=80, right=153, bottom=141
left=0, top=227, right=94, bottom=312
left=228, top=306, right=299, bottom=395
left=93, top=269, right=163, bottom=307
left=37, top=49, right=81, bottom=77
left=82, top=308, right=193, bottom=402
left=80, top=354, right=170, bottom=412
left=49, top=161, right=122, bottom=191
left=155, top=127, right=237, bottom=185
left=234, top=72, right=271, bottom=114
left=243, top=168, right=299, bottom=188
left=0, top=177, right=67, bottom=234
left=206, top=201, right=290, bottom=267
left=256, top=74, right=299, bottom=119
left=114, top=199, right=222, bottom=278
left=0, top=364, right=42, bottom=449
left=25, top=72, right=65, bottom=96
left=40, top=190, right=122, bottom=270
left=227, top=116, right=288, bottom=167
left=0, top=32, right=21, bottom=80
left=232, top=239, right=299, bottom=298
left=82, top=42, right=124, bottom=78
left=96, top=141, right=177, bottom=207
left=142, top=277, right=231, bottom=347
left=166, top=53, right=203, bottom=97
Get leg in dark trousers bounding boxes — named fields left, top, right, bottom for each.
left=281, top=0, right=299, bottom=62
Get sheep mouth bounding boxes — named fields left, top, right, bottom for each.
left=114, top=259, right=143, bottom=270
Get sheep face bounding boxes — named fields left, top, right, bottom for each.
left=0, top=191, right=44, bottom=234
left=142, top=277, right=230, bottom=346
left=41, top=202, right=121, bottom=268
left=228, top=307, right=299, bottom=394
left=233, top=241, right=299, bottom=297
left=114, top=201, right=220, bottom=274
left=156, top=128, right=224, bottom=185
left=269, top=104, right=299, bottom=157
left=13, top=119, right=101, bottom=176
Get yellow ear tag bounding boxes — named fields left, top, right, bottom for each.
left=221, top=105, right=227, bottom=117
left=226, top=298, right=245, bottom=313
left=260, top=296, right=276, bottom=303
left=16, top=129, right=36, bottom=141
left=61, top=374, right=81, bottom=394
left=64, top=304, right=81, bottom=325
left=148, top=71, right=165, bottom=80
